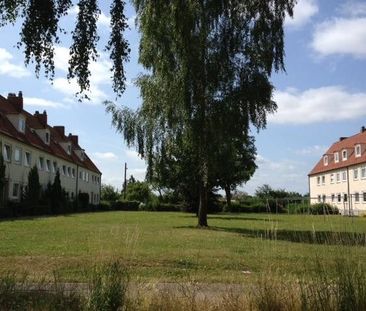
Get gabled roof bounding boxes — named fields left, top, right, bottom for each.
left=0, top=94, right=101, bottom=175
left=309, top=129, right=366, bottom=176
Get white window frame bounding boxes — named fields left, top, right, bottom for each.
left=318, top=195, right=321, bottom=203
left=67, top=167, right=71, bottom=177
left=72, top=168, right=75, bottom=178
left=14, top=147, right=21, bottom=164
left=343, top=193, right=348, bottom=202
left=24, top=151, right=31, bottom=167
left=355, top=144, right=361, bottom=158
left=38, top=157, right=44, bottom=170
left=330, top=173, right=334, bottom=184
left=18, top=118, right=25, bottom=133
left=355, top=192, right=360, bottom=203
left=342, top=149, right=347, bottom=161
left=337, top=193, right=342, bottom=203
left=52, top=161, right=57, bottom=173
left=62, top=165, right=66, bottom=176
left=331, top=194, right=335, bottom=202
left=362, top=167, right=366, bottom=179
left=342, top=171, right=347, bottom=182
left=334, top=152, right=339, bottom=163
left=317, top=176, right=320, bottom=185
left=45, top=159, right=51, bottom=172
left=363, top=192, right=366, bottom=202
left=3, top=144, right=11, bottom=162
left=354, top=168, right=359, bottom=180
left=323, top=155, right=328, bottom=166
left=321, top=175, right=325, bottom=185
left=336, top=173, right=340, bottom=183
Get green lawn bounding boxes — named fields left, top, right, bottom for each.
left=0, top=211, right=365, bottom=282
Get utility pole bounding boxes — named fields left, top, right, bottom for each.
left=123, top=162, right=127, bottom=200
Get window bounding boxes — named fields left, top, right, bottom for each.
left=72, top=168, right=75, bottom=178
left=334, top=152, right=339, bottom=163
left=18, top=118, right=25, bottom=133
left=3, top=144, right=11, bottom=162
left=62, top=165, right=66, bottom=175
left=317, top=176, right=320, bottom=185
left=324, top=155, right=328, bottom=166
left=38, top=157, right=44, bottom=170
left=67, top=167, right=71, bottom=177
left=342, top=149, right=347, bottom=161
left=79, top=171, right=82, bottom=179
left=343, top=193, right=348, bottom=202
left=330, top=174, right=334, bottom=184
left=14, top=147, right=21, bottom=164
left=355, top=144, right=361, bottom=157
left=67, top=144, right=71, bottom=155
left=52, top=161, right=57, bottom=173
left=45, top=132, right=50, bottom=144
left=322, top=195, right=326, bottom=202
left=363, top=192, right=366, bottom=202
left=86, top=172, right=89, bottom=182
left=331, top=194, right=335, bottom=202
left=318, top=195, right=321, bottom=203
left=362, top=167, right=366, bottom=179
left=342, top=171, right=347, bottom=182
left=12, top=183, right=19, bottom=198
left=45, top=159, right=51, bottom=172
left=355, top=192, right=360, bottom=202
left=336, top=173, right=340, bottom=183
left=337, top=194, right=342, bottom=203
left=322, top=175, right=325, bottom=185
left=354, top=169, right=359, bottom=180
left=24, top=152, right=31, bottom=167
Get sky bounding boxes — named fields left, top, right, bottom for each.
left=0, top=0, right=366, bottom=195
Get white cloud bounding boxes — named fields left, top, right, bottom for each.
left=0, top=48, right=30, bottom=78
left=294, top=145, right=327, bottom=156
left=93, top=152, right=118, bottom=160
left=285, top=0, right=318, bottom=28
left=339, top=1, right=366, bottom=17
left=24, top=97, right=67, bottom=109
left=312, top=17, right=366, bottom=58
left=125, top=149, right=141, bottom=159
left=270, top=86, right=366, bottom=124
left=243, top=155, right=309, bottom=194
left=127, top=15, right=136, bottom=28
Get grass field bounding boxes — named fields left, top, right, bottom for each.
left=0, top=211, right=365, bottom=283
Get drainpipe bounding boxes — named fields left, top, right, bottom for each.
left=76, top=164, right=79, bottom=199
left=347, top=166, right=351, bottom=216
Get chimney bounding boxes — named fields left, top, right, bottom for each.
left=34, top=110, right=47, bottom=127
left=7, top=91, right=23, bottom=112
left=54, top=126, right=65, bottom=137
left=361, top=126, right=366, bottom=133
left=68, top=133, right=79, bottom=146
left=339, top=137, right=348, bottom=141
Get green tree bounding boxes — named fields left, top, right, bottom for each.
left=0, top=154, right=6, bottom=207
left=101, top=184, right=120, bottom=201
left=25, top=165, right=41, bottom=207
left=106, top=0, right=295, bottom=226
left=126, top=180, right=151, bottom=203
left=0, top=0, right=130, bottom=97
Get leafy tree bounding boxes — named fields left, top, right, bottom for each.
left=126, top=180, right=151, bottom=203
left=0, top=0, right=130, bottom=97
left=25, top=165, right=41, bottom=206
left=51, top=170, right=66, bottom=212
left=255, top=184, right=303, bottom=199
left=101, top=184, right=120, bottom=201
left=0, top=154, right=5, bottom=207
left=106, top=0, right=295, bottom=226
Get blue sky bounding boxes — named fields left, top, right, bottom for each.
left=0, top=0, right=366, bottom=195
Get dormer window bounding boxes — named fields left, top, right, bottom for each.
left=67, top=144, right=71, bottom=155
left=355, top=144, right=361, bottom=157
left=342, top=149, right=347, bottom=161
left=334, top=152, right=339, bottom=163
left=18, top=118, right=25, bottom=133
left=323, top=155, right=328, bottom=166
left=45, top=132, right=50, bottom=144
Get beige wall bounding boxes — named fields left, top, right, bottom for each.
left=309, top=164, right=366, bottom=215
left=0, top=134, right=101, bottom=204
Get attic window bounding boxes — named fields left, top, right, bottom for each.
left=45, top=132, right=50, bottom=144
left=18, top=118, right=25, bottom=133
left=342, top=149, right=347, bottom=161
left=67, top=144, right=71, bottom=155
left=334, top=152, right=339, bottom=163
left=355, top=144, right=361, bottom=158
left=323, top=155, right=328, bottom=166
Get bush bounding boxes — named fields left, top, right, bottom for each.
left=111, top=200, right=140, bottom=211
left=141, top=201, right=184, bottom=212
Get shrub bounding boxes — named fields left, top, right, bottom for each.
left=111, top=200, right=140, bottom=211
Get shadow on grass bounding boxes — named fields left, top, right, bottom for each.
left=180, top=215, right=268, bottom=222
left=176, top=226, right=366, bottom=246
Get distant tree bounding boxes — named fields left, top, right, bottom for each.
left=255, top=184, right=303, bottom=199
left=126, top=181, right=151, bottom=203
left=25, top=165, right=41, bottom=207
left=101, top=184, right=120, bottom=202
left=0, top=154, right=5, bottom=207
left=51, top=170, right=66, bottom=213
left=128, top=175, right=136, bottom=184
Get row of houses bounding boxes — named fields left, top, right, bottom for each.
left=309, top=127, right=366, bottom=215
left=0, top=92, right=102, bottom=204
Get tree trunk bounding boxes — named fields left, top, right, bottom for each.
left=225, top=186, right=231, bottom=207
left=198, top=183, right=208, bottom=227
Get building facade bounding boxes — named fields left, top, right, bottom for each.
left=309, top=127, right=366, bottom=215
left=0, top=92, right=101, bottom=204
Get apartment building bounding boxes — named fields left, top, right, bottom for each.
left=309, top=127, right=366, bottom=215
left=0, top=92, right=101, bottom=204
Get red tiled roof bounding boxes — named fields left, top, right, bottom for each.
left=0, top=94, right=101, bottom=175
left=309, top=130, right=366, bottom=176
